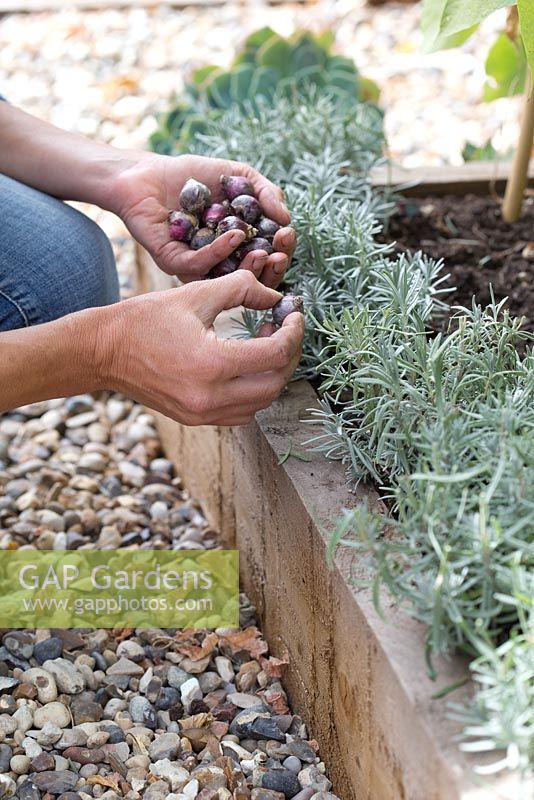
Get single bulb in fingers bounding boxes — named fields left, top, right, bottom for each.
left=190, top=227, right=216, bottom=250
left=272, top=294, right=304, bottom=326
left=216, top=216, right=257, bottom=240
left=236, top=237, right=274, bottom=261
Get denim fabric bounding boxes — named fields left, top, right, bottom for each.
left=0, top=174, right=120, bottom=332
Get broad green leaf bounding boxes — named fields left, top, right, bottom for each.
left=248, top=66, right=280, bottom=99
left=482, top=33, right=526, bottom=101
left=439, top=0, right=514, bottom=39
left=290, top=36, right=327, bottom=72
left=518, top=0, right=534, bottom=76
left=359, top=75, right=381, bottom=103
left=315, top=29, right=335, bottom=51
left=462, top=138, right=502, bottom=161
left=229, top=64, right=256, bottom=104
left=327, top=69, right=360, bottom=97
left=293, top=64, right=327, bottom=89
left=204, top=71, right=234, bottom=109
left=326, top=55, right=358, bottom=75
left=190, top=64, right=220, bottom=88
left=422, top=0, right=480, bottom=51
left=256, top=36, right=291, bottom=74
left=243, top=27, right=278, bottom=52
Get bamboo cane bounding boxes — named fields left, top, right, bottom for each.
left=502, top=68, right=534, bottom=222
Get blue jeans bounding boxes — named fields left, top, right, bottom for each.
left=0, top=174, right=120, bottom=332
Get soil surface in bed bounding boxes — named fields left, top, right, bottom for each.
left=386, top=193, right=534, bottom=333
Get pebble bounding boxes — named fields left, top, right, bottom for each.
left=33, top=702, right=70, bottom=729
left=36, top=723, right=63, bottom=746
left=129, top=697, right=157, bottom=730
left=298, top=767, right=331, bottom=793
left=62, top=746, right=106, bottom=765
left=283, top=757, right=302, bottom=774
left=0, top=744, right=12, bottom=772
left=260, top=769, right=301, bottom=798
left=19, top=667, right=58, bottom=705
left=0, top=775, right=16, bottom=798
left=34, top=638, right=64, bottom=667
left=42, top=659, right=84, bottom=694
left=10, top=754, right=31, bottom=774
left=148, top=732, right=181, bottom=761
left=0, top=678, right=18, bottom=695
left=30, top=752, right=55, bottom=771
left=31, top=770, right=78, bottom=794
left=179, top=678, right=202, bottom=713
left=149, top=759, right=190, bottom=792
left=167, top=666, right=190, bottom=690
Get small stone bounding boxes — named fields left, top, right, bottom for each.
left=10, top=753, right=30, bottom=774
left=148, top=732, right=180, bottom=761
left=70, top=698, right=102, bottom=725
left=15, top=778, right=40, bottom=800
left=167, top=666, right=190, bottom=690
left=297, top=767, right=331, bottom=794
left=116, top=641, right=145, bottom=663
left=229, top=707, right=285, bottom=742
left=36, top=723, right=63, bottom=746
left=215, top=656, right=235, bottom=683
left=0, top=715, right=17, bottom=735
left=129, top=697, right=157, bottom=730
left=106, top=658, right=144, bottom=677
left=282, top=757, right=302, bottom=774
left=155, top=687, right=179, bottom=711
left=42, top=659, right=84, bottom=694
left=290, top=791, right=316, bottom=800
left=3, top=631, right=34, bottom=660
left=308, top=794, right=340, bottom=800
left=0, top=775, right=16, bottom=798
left=0, top=678, right=18, bottom=695
left=55, top=728, right=88, bottom=749
left=22, top=737, right=42, bottom=758
left=30, top=752, right=55, bottom=772
left=251, top=791, right=285, bottom=800
left=34, top=637, right=64, bottom=665
left=227, top=692, right=261, bottom=709
left=33, top=701, right=70, bottom=729
left=261, top=769, right=301, bottom=797
left=13, top=683, right=37, bottom=701
left=65, top=411, right=98, bottom=428
left=62, top=746, right=105, bottom=764
left=31, top=770, right=78, bottom=794
left=13, top=704, right=33, bottom=732
left=149, top=759, right=189, bottom=792
left=0, top=743, right=12, bottom=771
left=180, top=678, right=202, bottom=713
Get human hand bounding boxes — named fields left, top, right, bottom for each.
left=96, top=271, right=304, bottom=426
left=110, top=153, right=296, bottom=288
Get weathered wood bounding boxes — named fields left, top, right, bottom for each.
left=371, top=159, right=534, bottom=196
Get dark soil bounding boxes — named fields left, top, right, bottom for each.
left=385, top=193, right=534, bottom=333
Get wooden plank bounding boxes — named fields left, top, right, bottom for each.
left=371, top=159, right=534, bottom=196
left=0, top=0, right=309, bottom=12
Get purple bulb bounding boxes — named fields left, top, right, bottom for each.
left=256, top=217, right=281, bottom=240
left=231, top=194, right=261, bottom=225
left=209, top=256, right=239, bottom=278
left=169, top=210, right=198, bottom=242
left=203, top=202, right=229, bottom=229
left=216, top=215, right=256, bottom=240
left=220, top=174, right=255, bottom=201
left=179, top=178, right=212, bottom=214
left=237, top=237, right=274, bottom=261
left=272, top=294, right=304, bottom=326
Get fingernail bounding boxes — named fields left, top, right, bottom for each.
left=229, top=231, right=246, bottom=246
left=273, top=257, right=288, bottom=275
left=280, top=202, right=290, bottom=217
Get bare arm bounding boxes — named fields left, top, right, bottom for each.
left=0, top=272, right=304, bottom=426
left=0, top=102, right=134, bottom=209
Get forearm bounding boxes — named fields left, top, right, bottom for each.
left=0, top=307, right=110, bottom=412
left=0, top=103, right=142, bottom=211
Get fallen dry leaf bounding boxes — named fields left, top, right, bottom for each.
left=220, top=626, right=269, bottom=660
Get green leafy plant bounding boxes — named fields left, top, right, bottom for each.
left=149, top=27, right=380, bottom=154
left=421, top=2, right=534, bottom=222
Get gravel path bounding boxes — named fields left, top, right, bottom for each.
left=0, top=397, right=334, bottom=800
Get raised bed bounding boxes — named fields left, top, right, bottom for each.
left=134, top=164, right=526, bottom=800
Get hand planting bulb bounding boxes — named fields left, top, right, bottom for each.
left=220, top=174, right=255, bottom=201
left=272, top=294, right=304, bottom=326
left=168, top=210, right=198, bottom=242
left=179, top=177, right=212, bottom=214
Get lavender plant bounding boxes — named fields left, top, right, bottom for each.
left=180, top=92, right=534, bottom=778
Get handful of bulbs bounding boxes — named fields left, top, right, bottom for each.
left=169, top=175, right=304, bottom=326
